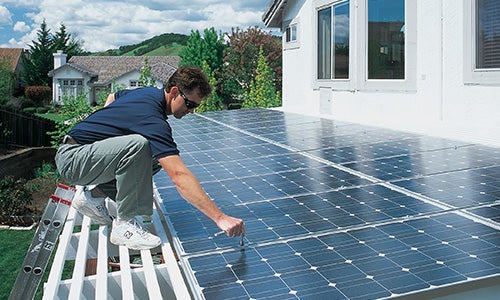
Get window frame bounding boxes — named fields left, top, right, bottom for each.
left=283, top=18, right=300, bottom=50
left=463, top=0, right=500, bottom=86
left=129, top=80, right=142, bottom=88
left=313, top=0, right=417, bottom=92
left=314, top=0, right=354, bottom=91
left=58, top=78, right=84, bottom=101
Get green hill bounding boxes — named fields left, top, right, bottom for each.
left=96, top=33, right=188, bottom=56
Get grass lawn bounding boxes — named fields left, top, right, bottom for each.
left=0, top=228, right=36, bottom=299
left=0, top=227, right=68, bottom=300
left=36, top=112, right=66, bottom=123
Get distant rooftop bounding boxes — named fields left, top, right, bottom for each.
left=52, top=55, right=180, bottom=85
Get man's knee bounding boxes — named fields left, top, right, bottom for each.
left=124, top=134, right=152, bottom=160
left=128, top=134, right=149, bottom=147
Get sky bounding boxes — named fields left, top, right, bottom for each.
left=0, top=0, right=275, bottom=52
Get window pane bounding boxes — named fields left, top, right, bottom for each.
left=291, top=24, right=297, bottom=41
left=318, top=7, right=332, bottom=79
left=477, top=0, right=500, bottom=69
left=334, top=1, right=349, bottom=79
left=368, top=0, right=405, bottom=79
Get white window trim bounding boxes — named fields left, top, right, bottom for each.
left=313, top=0, right=355, bottom=91
left=360, top=0, right=417, bottom=92
left=58, top=78, right=84, bottom=101
left=463, top=0, right=500, bottom=86
left=313, top=0, right=417, bottom=92
left=283, top=18, right=300, bottom=50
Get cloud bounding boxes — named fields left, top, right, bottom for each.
left=4, top=0, right=273, bottom=52
left=0, top=5, right=13, bottom=26
left=13, top=21, right=30, bottom=32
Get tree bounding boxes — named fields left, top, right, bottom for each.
left=179, top=30, right=203, bottom=67
left=0, top=56, right=14, bottom=105
left=243, top=47, right=281, bottom=109
left=52, top=23, right=84, bottom=60
left=179, top=27, right=225, bottom=72
left=22, top=19, right=53, bottom=86
left=196, top=61, right=223, bottom=113
left=22, top=20, right=84, bottom=86
left=220, top=27, right=282, bottom=104
left=138, top=57, right=156, bottom=87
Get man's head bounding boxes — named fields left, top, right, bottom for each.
left=166, top=66, right=211, bottom=98
left=165, top=66, right=211, bottom=118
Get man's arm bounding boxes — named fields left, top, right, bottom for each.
left=104, top=93, right=115, bottom=107
left=158, top=155, right=245, bottom=237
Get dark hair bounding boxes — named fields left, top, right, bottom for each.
left=165, top=66, right=212, bottom=99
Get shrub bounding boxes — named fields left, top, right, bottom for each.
left=36, top=106, right=50, bottom=113
left=22, top=107, right=37, bottom=113
left=25, top=86, right=52, bottom=106
left=19, top=97, right=36, bottom=109
left=34, top=162, right=60, bottom=183
left=48, top=93, right=96, bottom=148
left=0, top=176, right=32, bottom=217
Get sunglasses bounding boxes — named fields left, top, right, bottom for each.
left=179, top=90, right=200, bottom=109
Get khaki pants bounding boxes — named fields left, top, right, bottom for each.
left=55, top=134, right=155, bottom=220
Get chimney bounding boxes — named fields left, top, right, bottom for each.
left=53, top=50, right=67, bottom=69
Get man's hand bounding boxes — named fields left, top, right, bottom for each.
left=216, top=214, right=245, bottom=237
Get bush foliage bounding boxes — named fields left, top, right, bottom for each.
left=48, top=93, right=95, bottom=148
left=0, top=176, right=32, bottom=217
left=25, top=86, right=52, bottom=106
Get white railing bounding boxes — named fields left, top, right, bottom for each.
left=43, top=196, right=191, bottom=299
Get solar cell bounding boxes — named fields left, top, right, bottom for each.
left=154, top=109, right=500, bottom=299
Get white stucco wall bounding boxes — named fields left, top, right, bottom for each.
left=52, top=66, right=92, bottom=105
left=278, top=0, right=500, bottom=147
left=114, top=70, right=164, bottom=89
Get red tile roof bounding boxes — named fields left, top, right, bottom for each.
left=0, top=48, right=25, bottom=72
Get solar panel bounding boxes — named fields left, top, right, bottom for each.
left=154, top=108, right=500, bottom=299
left=184, top=212, right=499, bottom=300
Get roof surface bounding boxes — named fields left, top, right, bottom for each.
left=0, top=48, right=25, bottom=71
left=60, top=55, right=180, bottom=85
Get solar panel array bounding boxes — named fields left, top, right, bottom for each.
left=153, top=109, right=500, bottom=299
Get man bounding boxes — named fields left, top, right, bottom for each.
left=55, top=66, right=245, bottom=250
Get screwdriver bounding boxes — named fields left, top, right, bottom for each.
left=214, top=230, right=245, bottom=247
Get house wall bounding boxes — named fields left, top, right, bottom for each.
left=52, top=67, right=92, bottom=105
left=114, top=71, right=164, bottom=90
left=279, top=0, right=500, bottom=146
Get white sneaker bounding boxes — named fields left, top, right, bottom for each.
left=110, top=219, right=161, bottom=250
left=72, top=185, right=112, bottom=225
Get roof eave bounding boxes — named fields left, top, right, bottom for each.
left=262, top=0, right=287, bottom=28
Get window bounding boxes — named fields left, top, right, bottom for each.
left=476, top=0, right=500, bottom=69
left=286, top=24, right=298, bottom=43
left=283, top=19, right=300, bottom=50
left=318, top=0, right=350, bottom=80
left=130, top=80, right=141, bottom=88
left=318, top=7, right=332, bottom=79
left=367, top=0, right=405, bottom=79
left=464, top=0, right=500, bottom=85
left=315, top=0, right=415, bottom=90
left=59, top=78, right=84, bottom=100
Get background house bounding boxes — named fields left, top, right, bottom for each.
left=0, top=48, right=27, bottom=96
left=49, top=52, right=180, bottom=105
left=263, top=0, right=500, bottom=147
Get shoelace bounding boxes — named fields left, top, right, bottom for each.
left=128, top=219, right=152, bottom=239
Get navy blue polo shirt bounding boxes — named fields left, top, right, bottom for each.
left=68, top=87, right=179, bottom=159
